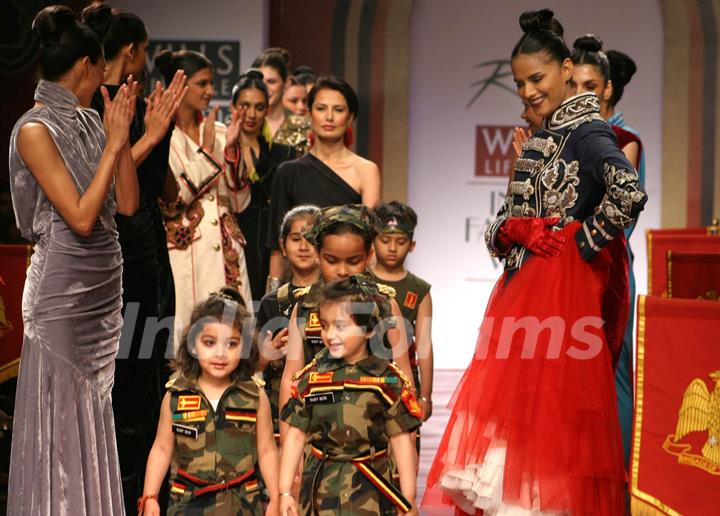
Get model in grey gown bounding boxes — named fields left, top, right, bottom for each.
left=8, top=79, right=126, bottom=515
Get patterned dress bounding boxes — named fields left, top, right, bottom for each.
left=8, top=80, right=125, bottom=514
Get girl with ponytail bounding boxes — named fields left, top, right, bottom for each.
left=425, top=9, right=647, bottom=515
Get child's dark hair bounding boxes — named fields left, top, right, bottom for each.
left=308, top=76, right=359, bottom=120
left=511, top=8, right=570, bottom=64
left=251, top=47, right=291, bottom=82
left=306, top=205, right=380, bottom=252
left=279, top=205, right=321, bottom=242
left=81, top=2, right=147, bottom=61
left=606, top=50, right=637, bottom=107
left=174, top=287, right=257, bottom=382
left=319, top=276, right=392, bottom=337
left=154, top=49, right=212, bottom=86
left=32, top=5, right=103, bottom=82
left=232, top=68, right=268, bottom=105
left=375, top=201, right=418, bottom=235
left=292, top=65, right=317, bottom=87
left=571, top=34, right=610, bottom=82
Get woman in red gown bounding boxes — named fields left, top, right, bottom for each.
left=423, top=9, right=647, bottom=515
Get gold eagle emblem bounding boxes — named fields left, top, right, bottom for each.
left=662, top=371, right=720, bottom=475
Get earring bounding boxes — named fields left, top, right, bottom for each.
left=343, top=126, right=354, bottom=147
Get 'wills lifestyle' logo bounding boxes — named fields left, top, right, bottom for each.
left=475, top=126, right=515, bottom=177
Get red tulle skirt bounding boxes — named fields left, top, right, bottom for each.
left=423, top=223, right=628, bottom=515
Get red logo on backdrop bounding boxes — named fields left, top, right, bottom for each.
left=475, top=126, right=515, bottom=177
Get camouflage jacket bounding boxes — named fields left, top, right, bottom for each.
left=281, top=348, right=422, bottom=515
left=167, top=375, right=263, bottom=515
left=257, top=282, right=300, bottom=435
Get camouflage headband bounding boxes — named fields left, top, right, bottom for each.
left=346, top=274, right=394, bottom=323
left=379, top=216, right=415, bottom=239
left=304, top=204, right=381, bottom=246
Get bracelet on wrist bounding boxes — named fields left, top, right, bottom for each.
left=137, top=494, right=157, bottom=514
left=419, top=395, right=432, bottom=403
left=280, top=491, right=294, bottom=498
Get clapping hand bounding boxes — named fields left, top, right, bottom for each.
left=102, top=76, right=136, bottom=153
left=144, top=70, right=188, bottom=145
left=201, top=105, right=220, bottom=153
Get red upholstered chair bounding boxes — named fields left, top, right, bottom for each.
left=646, top=228, right=720, bottom=296
left=630, top=295, right=720, bottom=514
left=667, top=251, right=720, bottom=300
left=0, top=244, right=33, bottom=383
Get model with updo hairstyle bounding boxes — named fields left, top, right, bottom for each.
left=425, top=8, right=646, bottom=514
left=251, top=47, right=291, bottom=138
left=607, top=50, right=637, bottom=108
left=231, top=68, right=296, bottom=301
left=293, top=65, right=317, bottom=93
left=8, top=4, right=140, bottom=513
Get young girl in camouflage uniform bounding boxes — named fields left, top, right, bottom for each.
left=257, top=205, right=321, bottom=438
left=140, top=287, right=279, bottom=515
left=276, top=204, right=416, bottom=442
left=279, top=276, right=422, bottom=515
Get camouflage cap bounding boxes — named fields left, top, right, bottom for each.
left=304, top=204, right=381, bottom=246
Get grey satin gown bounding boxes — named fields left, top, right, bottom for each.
left=7, top=80, right=126, bottom=515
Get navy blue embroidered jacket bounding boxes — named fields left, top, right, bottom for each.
left=485, top=93, right=648, bottom=271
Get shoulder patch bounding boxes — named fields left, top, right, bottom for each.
left=387, top=361, right=414, bottom=390
left=292, top=358, right=317, bottom=382
left=377, top=283, right=396, bottom=298
left=251, top=374, right=266, bottom=388
left=293, top=285, right=312, bottom=298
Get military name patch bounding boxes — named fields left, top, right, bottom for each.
left=305, top=391, right=335, bottom=405
left=177, top=395, right=202, bottom=411
left=172, top=423, right=199, bottom=439
left=404, top=291, right=418, bottom=310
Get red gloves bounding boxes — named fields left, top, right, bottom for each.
left=497, top=217, right=566, bottom=258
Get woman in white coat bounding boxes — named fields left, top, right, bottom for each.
left=155, top=49, right=252, bottom=347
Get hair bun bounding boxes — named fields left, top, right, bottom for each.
left=217, top=286, right=244, bottom=305
left=153, top=49, right=174, bottom=74
left=519, top=8, right=563, bottom=37
left=573, top=34, right=603, bottom=53
left=32, top=5, right=78, bottom=44
left=242, top=67, right=264, bottom=81
left=264, top=47, right=291, bottom=66
left=81, top=2, right=113, bottom=39
left=293, top=65, right=314, bottom=76
left=607, top=50, right=637, bottom=84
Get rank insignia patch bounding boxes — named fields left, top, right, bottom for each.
left=404, top=291, right=418, bottom=310
left=177, top=395, right=202, bottom=411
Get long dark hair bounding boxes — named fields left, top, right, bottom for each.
left=174, top=287, right=257, bottom=382
left=511, top=8, right=569, bottom=63
left=32, top=5, right=102, bottom=81
left=81, top=3, right=147, bottom=61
